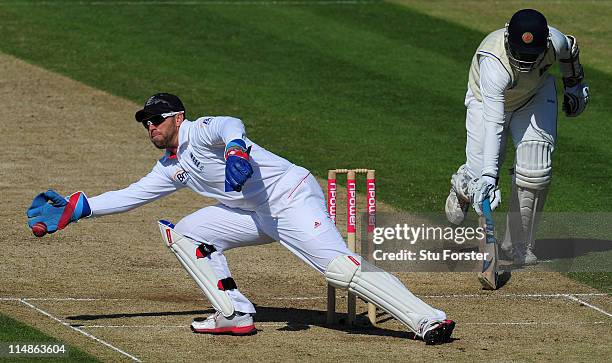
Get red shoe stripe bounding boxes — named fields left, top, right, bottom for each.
left=192, top=324, right=256, bottom=335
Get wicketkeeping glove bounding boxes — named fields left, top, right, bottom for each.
left=26, top=189, right=91, bottom=235
left=468, top=176, right=501, bottom=216
left=562, top=82, right=589, bottom=117
left=224, top=139, right=253, bottom=192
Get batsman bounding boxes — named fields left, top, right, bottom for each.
left=445, top=9, right=589, bottom=266
left=27, top=93, right=455, bottom=344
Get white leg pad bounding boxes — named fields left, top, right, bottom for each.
left=158, top=220, right=235, bottom=317
left=325, top=255, right=445, bottom=335
left=514, top=140, right=552, bottom=251
left=514, top=140, right=553, bottom=190
left=517, top=186, right=548, bottom=249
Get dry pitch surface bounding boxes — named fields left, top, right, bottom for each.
left=1, top=53, right=610, bottom=362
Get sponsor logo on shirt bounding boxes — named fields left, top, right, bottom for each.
left=202, top=117, right=214, bottom=125
left=173, top=169, right=191, bottom=185
left=190, top=152, right=203, bottom=170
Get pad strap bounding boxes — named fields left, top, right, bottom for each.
left=196, top=243, right=217, bottom=259
left=217, top=277, right=237, bottom=291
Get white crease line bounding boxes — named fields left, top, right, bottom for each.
left=1, top=292, right=608, bottom=302
left=25, top=298, right=133, bottom=301
left=1, top=297, right=134, bottom=301
left=259, top=321, right=609, bottom=327
left=463, top=321, right=607, bottom=326
left=567, top=293, right=609, bottom=297
left=565, top=294, right=612, bottom=318
left=421, top=293, right=609, bottom=298
left=85, top=325, right=189, bottom=329
left=273, top=293, right=609, bottom=300
left=18, top=299, right=141, bottom=362
left=273, top=297, right=326, bottom=300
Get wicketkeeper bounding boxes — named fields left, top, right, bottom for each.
left=27, top=93, right=455, bottom=344
left=445, top=9, right=589, bottom=265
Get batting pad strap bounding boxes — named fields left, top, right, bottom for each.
left=325, top=256, right=445, bottom=336
left=158, top=221, right=235, bottom=317
left=196, top=243, right=217, bottom=259
left=514, top=141, right=553, bottom=190
left=217, top=278, right=237, bottom=291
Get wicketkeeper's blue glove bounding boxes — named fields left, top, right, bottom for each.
left=224, top=139, right=253, bottom=192
left=26, top=189, right=91, bottom=234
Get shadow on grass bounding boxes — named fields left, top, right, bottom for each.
left=535, top=239, right=612, bottom=260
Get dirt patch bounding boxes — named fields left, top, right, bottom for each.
left=1, top=52, right=610, bottom=362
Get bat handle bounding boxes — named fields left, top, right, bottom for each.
left=481, top=198, right=492, bottom=216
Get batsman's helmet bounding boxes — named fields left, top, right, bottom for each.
left=504, top=9, right=550, bottom=73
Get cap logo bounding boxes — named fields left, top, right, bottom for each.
left=145, top=96, right=157, bottom=107
left=522, top=32, right=534, bottom=44
left=145, top=96, right=170, bottom=107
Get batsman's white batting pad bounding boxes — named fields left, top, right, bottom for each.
left=506, top=181, right=548, bottom=253
left=158, top=220, right=235, bottom=317
left=325, top=255, right=445, bottom=335
left=515, top=140, right=553, bottom=190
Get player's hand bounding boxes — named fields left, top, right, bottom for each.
left=468, top=177, right=500, bottom=216
left=224, top=139, right=253, bottom=192
left=563, top=82, right=589, bottom=117
left=26, top=189, right=91, bottom=236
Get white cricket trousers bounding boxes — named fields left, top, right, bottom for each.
left=174, top=165, right=356, bottom=314
left=464, top=75, right=558, bottom=178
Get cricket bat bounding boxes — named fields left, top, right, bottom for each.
left=478, top=198, right=499, bottom=290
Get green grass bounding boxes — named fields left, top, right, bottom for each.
left=0, top=1, right=609, bottom=212
left=0, top=313, right=98, bottom=362
left=395, top=0, right=612, bottom=75
left=566, top=272, right=611, bottom=294
left=0, top=1, right=608, bottom=288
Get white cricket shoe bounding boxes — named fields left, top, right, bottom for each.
left=191, top=311, right=256, bottom=335
left=511, top=243, right=538, bottom=266
left=524, top=247, right=537, bottom=265
left=445, top=188, right=469, bottom=225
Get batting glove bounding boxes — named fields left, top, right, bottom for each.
left=468, top=176, right=501, bottom=216
left=562, top=82, right=589, bottom=117
left=224, top=139, right=253, bottom=192
left=26, top=189, right=91, bottom=234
